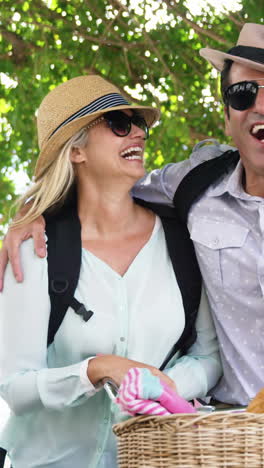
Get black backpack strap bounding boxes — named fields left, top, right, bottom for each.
left=158, top=214, right=201, bottom=370
left=134, top=199, right=202, bottom=370
left=0, top=448, right=7, bottom=468
left=44, top=201, right=93, bottom=346
left=0, top=200, right=93, bottom=464
left=173, top=149, right=240, bottom=223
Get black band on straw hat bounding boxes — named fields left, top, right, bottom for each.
left=49, top=93, right=129, bottom=139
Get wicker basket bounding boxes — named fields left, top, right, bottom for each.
left=113, top=411, right=264, bottom=467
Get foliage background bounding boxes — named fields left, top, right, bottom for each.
left=0, top=0, right=264, bottom=235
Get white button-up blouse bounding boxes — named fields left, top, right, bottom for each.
left=0, top=217, right=221, bottom=468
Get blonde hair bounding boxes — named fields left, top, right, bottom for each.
left=12, top=126, right=89, bottom=228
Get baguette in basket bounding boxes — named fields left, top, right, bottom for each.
left=247, top=388, right=264, bottom=413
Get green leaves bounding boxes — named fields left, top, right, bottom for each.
left=0, top=0, right=263, bottom=236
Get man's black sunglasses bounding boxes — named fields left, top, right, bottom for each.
left=103, top=110, right=149, bottom=139
left=224, top=80, right=264, bottom=111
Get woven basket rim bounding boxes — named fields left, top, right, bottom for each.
left=113, top=411, right=264, bottom=436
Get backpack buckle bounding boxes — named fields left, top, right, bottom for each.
left=70, top=297, right=94, bottom=322
left=75, top=304, right=94, bottom=322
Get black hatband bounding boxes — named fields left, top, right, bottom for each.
left=49, top=93, right=129, bottom=139
left=227, top=45, right=264, bottom=65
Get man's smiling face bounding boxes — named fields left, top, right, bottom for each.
left=224, top=63, right=264, bottom=194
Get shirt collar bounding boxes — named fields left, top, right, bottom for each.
left=207, top=159, right=261, bottom=201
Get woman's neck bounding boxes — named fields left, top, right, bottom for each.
left=77, top=180, right=141, bottom=240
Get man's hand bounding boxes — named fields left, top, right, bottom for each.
left=0, top=215, right=46, bottom=291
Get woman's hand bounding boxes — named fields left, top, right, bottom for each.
left=0, top=215, right=46, bottom=290
left=87, top=355, right=177, bottom=392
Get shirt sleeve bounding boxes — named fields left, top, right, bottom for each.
left=132, top=140, right=235, bottom=205
left=0, top=239, right=98, bottom=416
left=164, top=285, right=222, bottom=400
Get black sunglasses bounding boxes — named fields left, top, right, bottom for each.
left=224, top=81, right=264, bottom=111
left=103, top=110, right=149, bottom=139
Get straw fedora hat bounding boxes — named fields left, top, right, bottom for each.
left=35, top=75, right=160, bottom=180
left=200, top=23, right=264, bottom=72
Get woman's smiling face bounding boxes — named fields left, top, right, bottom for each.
left=72, top=109, right=147, bottom=184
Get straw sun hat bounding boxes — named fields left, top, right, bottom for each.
left=35, top=75, right=160, bottom=180
left=200, top=23, right=264, bottom=72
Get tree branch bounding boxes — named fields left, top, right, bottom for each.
left=164, top=0, right=234, bottom=47
left=113, top=0, right=181, bottom=93
left=0, top=26, right=37, bottom=64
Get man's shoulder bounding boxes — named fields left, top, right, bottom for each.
left=132, top=140, right=236, bottom=206
left=171, top=140, right=238, bottom=222
left=189, top=139, right=236, bottom=169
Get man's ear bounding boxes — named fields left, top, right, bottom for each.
left=224, top=106, right=231, bottom=137
left=70, top=147, right=86, bottom=163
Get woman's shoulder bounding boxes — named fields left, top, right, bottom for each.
left=0, top=238, right=49, bottom=307
left=20, top=237, right=48, bottom=263
left=7, top=237, right=48, bottom=286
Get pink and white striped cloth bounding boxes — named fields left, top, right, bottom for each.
left=116, top=367, right=196, bottom=416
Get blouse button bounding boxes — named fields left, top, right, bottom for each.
left=120, top=337, right=125, bottom=342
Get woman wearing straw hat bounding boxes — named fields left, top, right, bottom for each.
left=0, top=75, right=221, bottom=468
